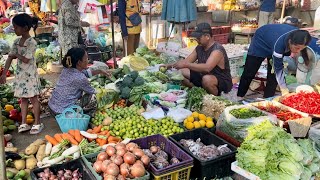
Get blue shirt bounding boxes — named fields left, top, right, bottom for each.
left=248, top=24, right=299, bottom=90
left=48, top=68, right=95, bottom=114
left=118, top=0, right=128, bottom=37
left=260, top=0, right=276, bottom=12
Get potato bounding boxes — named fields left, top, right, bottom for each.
left=14, top=159, right=26, bottom=170
left=36, top=144, right=46, bottom=162
left=25, top=139, right=45, bottom=155
left=26, top=155, right=37, bottom=169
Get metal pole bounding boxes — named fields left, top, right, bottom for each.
left=0, top=107, right=7, bottom=180
left=110, top=0, right=117, bottom=68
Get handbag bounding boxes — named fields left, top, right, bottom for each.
left=126, top=0, right=142, bottom=26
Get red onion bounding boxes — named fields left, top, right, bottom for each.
left=123, top=152, right=136, bottom=165
left=120, top=163, right=130, bottom=177
left=97, top=152, right=109, bottom=161
left=101, top=160, right=111, bottom=173
left=135, top=160, right=144, bottom=167
left=111, top=155, right=123, bottom=166
left=132, top=149, right=145, bottom=159
left=116, top=148, right=127, bottom=157
left=141, top=155, right=150, bottom=166
left=130, top=163, right=146, bottom=178
left=106, top=163, right=120, bottom=177
left=117, top=174, right=126, bottom=180
left=115, top=143, right=126, bottom=150
left=103, top=174, right=116, bottom=180
left=106, top=146, right=116, bottom=157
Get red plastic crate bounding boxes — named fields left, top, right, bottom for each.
left=213, top=33, right=229, bottom=44
left=220, top=26, right=231, bottom=34
left=211, top=27, right=221, bottom=35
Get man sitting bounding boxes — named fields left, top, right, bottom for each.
left=163, top=23, right=232, bottom=96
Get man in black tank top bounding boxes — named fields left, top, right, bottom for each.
left=163, top=23, right=233, bottom=95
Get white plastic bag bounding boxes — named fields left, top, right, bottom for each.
left=89, top=61, right=109, bottom=71
left=141, top=107, right=165, bottom=120
left=167, top=108, right=192, bottom=123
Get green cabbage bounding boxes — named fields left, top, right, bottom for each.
left=297, top=139, right=314, bottom=165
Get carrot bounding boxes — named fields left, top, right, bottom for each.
left=74, top=130, right=83, bottom=143
left=68, top=129, right=75, bottom=137
left=93, top=125, right=102, bottom=134
left=54, top=134, right=63, bottom=142
left=96, top=138, right=107, bottom=146
left=62, top=133, right=79, bottom=145
left=108, top=140, right=119, bottom=144
left=108, top=136, right=121, bottom=143
left=45, top=135, right=59, bottom=146
left=99, top=130, right=109, bottom=135
left=87, top=129, right=93, bottom=133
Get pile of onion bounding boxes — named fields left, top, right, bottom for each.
left=93, top=142, right=150, bottom=179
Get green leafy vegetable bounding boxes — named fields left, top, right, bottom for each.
left=186, top=87, right=207, bottom=111
left=230, top=108, right=265, bottom=119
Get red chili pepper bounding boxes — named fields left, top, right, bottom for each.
left=281, top=92, right=320, bottom=115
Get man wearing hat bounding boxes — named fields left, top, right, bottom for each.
left=163, top=23, right=233, bottom=96
left=0, top=10, right=18, bottom=33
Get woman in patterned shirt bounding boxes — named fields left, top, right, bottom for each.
left=48, top=48, right=110, bottom=115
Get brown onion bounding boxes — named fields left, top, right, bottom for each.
left=111, top=155, right=123, bottom=166
left=97, top=152, right=109, bottom=161
left=132, top=149, right=145, bottom=159
left=116, top=148, right=127, bottom=157
left=106, top=163, right=120, bottom=177
left=141, top=155, right=150, bottom=166
left=130, top=163, right=146, bottom=178
left=126, top=143, right=138, bottom=152
left=101, top=160, right=110, bottom=173
left=120, top=163, right=130, bottom=177
left=150, top=146, right=159, bottom=154
left=123, top=152, right=136, bottom=165
left=135, top=160, right=144, bottom=167
left=106, top=146, right=116, bottom=157
left=93, top=160, right=103, bottom=173
left=115, top=143, right=126, bottom=150
left=103, top=174, right=116, bottom=180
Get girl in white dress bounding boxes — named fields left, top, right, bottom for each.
left=0, top=13, right=44, bottom=134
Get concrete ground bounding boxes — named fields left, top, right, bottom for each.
left=6, top=72, right=61, bottom=150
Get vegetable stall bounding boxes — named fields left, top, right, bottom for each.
left=1, top=44, right=320, bottom=180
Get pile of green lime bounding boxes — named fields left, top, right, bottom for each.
left=103, top=116, right=184, bottom=139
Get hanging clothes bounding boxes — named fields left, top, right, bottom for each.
left=40, top=0, right=57, bottom=12
left=161, top=0, right=197, bottom=23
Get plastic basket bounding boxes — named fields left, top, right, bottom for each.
left=82, top=152, right=150, bottom=180
left=31, top=159, right=95, bottom=179
left=55, top=105, right=90, bottom=133
left=131, top=134, right=193, bottom=176
left=213, top=33, right=229, bottom=44
left=169, top=128, right=237, bottom=179
left=152, top=165, right=192, bottom=180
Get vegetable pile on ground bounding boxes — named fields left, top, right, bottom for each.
left=201, top=94, right=237, bottom=119
left=281, top=91, right=320, bottom=115
left=143, top=146, right=180, bottom=169
left=236, top=120, right=320, bottom=180
left=179, top=138, right=232, bottom=161
left=229, top=108, right=265, bottom=119
left=92, top=142, right=149, bottom=179
left=183, top=112, right=214, bottom=130
left=254, top=104, right=303, bottom=121
left=35, top=168, right=82, bottom=180
left=186, top=87, right=207, bottom=111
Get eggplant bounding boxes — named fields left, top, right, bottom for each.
left=5, top=152, right=22, bottom=160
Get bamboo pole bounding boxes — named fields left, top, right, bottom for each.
left=280, top=0, right=286, bottom=23
left=110, top=0, right=117, bottom=68
left=0, top=107, right=6, bottom=180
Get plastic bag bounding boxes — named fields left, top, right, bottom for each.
left=89, top=61, right=109, bottom=72
left=141, top=107, right=165, bottom=120
left=309, top=122, right=320, bottom=147
left=216, top=105, right=278, bottom=142
left=167, top=108, right=192, bottom=123
left=86, top=27, right=95, bottom=43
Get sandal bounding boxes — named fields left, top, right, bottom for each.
left=30, top=123, right=44, bottom=135
left=18, top=124, right=31, bottom=133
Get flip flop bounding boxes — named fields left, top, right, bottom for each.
left=18, top=124, right=31, bottom=133
left=30, top=123, right=44, bottom=135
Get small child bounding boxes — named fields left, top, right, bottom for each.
left=0, top=13, right=44, bottom=134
